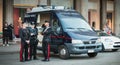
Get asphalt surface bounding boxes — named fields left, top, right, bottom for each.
left=0, top=39, right=120, bottom=65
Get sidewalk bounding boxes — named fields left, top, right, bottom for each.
left=0, top=38, right=21, bottom=54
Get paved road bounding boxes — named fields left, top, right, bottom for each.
left=0, top=43, right=120, bottom=65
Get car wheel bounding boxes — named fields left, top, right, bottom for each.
left=88, top=53, right=98, bottom=57
left=58, top=45, right=70, bottom=59
left=112, top=49, right=118, bottom=52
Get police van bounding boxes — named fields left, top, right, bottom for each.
left=24, top=6, right=102, bottom=59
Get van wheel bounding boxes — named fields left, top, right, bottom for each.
left=58, top=45, right=70, bottom=59
left=88, top=53, right=97, bottom=57
left=112, top=49, right=118, bottom=52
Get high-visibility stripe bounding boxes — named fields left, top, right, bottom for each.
left=47, top=44, right=50, bottom=59
left=28, top=45, right=30, bottom=60
left=20, top=43, right=23, bottom=61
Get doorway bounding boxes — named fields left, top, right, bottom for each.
left=107, top=12, right=114, bottom=33
left=88, top=9, right=100, bottom=30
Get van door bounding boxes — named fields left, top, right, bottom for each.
left=51, top=16, right=63, bottom=47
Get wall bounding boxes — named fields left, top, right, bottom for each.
left=39, top=0, right=47, bottom=5
left=14, top=0, right=47, bottom=7
left=107, top=1, right=114, bottom=11
left=88, top=0, right=98, bottom=10
left=14, top=0, right=37, bottom=6
left=115, top=0, right=120, bottom=36
left=0, top=0, right=3, bottom=32
left=51, top=0, right=73, bottom=9
left=75, top=0, right=81, bottom=13
left=13, top=8, right=19, bottom=36
left=5, top=0, right=13, bottom=24
left=81, top=0, right=88, bottom=21
left=88, top=0, right=100, bottom=30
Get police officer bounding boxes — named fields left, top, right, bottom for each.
left=19, top=22, right=30, bottom=62
left=41, top=21, right=52, bottom=61
left=29, top=22, right=38, bottom=60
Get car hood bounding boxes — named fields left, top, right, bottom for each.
left=100, top=36, right=120, bottom=42
left=66, top=31, right=98, bottom=40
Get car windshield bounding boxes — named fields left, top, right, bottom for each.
left=60, top=18, right=93, bottom=31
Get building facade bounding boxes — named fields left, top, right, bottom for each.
left=1, top=0, right=120, bottom=36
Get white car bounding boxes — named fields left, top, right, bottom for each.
left=97, top=31, right=120, bottom=51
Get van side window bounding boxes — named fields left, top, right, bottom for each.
left=52, top=19, right=61, bottom=34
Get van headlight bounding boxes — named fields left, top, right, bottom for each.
left=96, top=38, right=101, bottom=43
left=72, top=40, right=83, bottom=44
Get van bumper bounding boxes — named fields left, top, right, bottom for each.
left=64, top=43, right=102, bottom=54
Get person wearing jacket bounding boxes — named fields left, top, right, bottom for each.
left=19, top=22, right=30, bottom=62
left=3, top=22, right=9, bottom=46
left=29, top=22, right=38, bottom=60
left=41, top=21, right=52, bottom=61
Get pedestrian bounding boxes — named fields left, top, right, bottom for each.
left=8, top=24, right=14, bottom=41
left=29, top=22, right=38, bottom=60
left=19, top=22, right=30, bottom=62
left=103, top=24, right=111, bottom=35
left=3, top=22, right=9, bottom=46
left=41, top=21, right=52, bottom=61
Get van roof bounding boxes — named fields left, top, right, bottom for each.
left=27, top=6, right=75, bottom=14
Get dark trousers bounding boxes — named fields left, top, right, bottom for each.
left=3, top=37, right=9, bottom=44
left=42, top=42, right=50, bottom=60
left=20, top=43, right=29, bottom=61
left=30, top=38, right=38, bottom=60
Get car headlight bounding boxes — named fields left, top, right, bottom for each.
left=105, top=38, right=113, bottom=42
left=72, top=40, right=83, bottom=44
left=96, top=38, right=101, bottom=43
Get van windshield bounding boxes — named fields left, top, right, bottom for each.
left=61, top=18, right=93, bottom=31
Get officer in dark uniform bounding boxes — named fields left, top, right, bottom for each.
left=29, top=22, right=38, bottom=60
left=41, top=21, right=52, bottom=61
left=19, top=22, right=30, bottom=62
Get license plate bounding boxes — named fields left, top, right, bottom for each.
left=88, top=50, right=94, bottom=53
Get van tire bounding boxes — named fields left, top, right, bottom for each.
left=88, top=53, right=97, bottom=57
left=58, top=45, right=70, bottom=59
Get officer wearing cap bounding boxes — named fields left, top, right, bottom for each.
left=19, top=22, right=30, bottom=62
left=29, top=22, right=38, bottom=60
left=41, top=21, right=52, bottom=61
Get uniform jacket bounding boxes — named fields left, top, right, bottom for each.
left=29, top=27, right=38, bottom=44
left=42, top=27, right=52, bottom=43
left=19, top=28, right=30, bottom=44
left=3, top=26, right=10, bottom=37
left=29, top=27, right=38, bottom=37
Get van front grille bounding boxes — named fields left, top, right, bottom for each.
left=86, top=46, right=96, bottom=49
left=83, top=41, right=96, bottom=44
